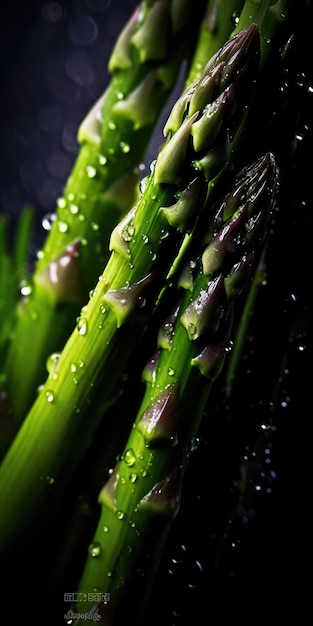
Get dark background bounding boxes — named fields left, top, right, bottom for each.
left=0, top=1, right=312, bottom=623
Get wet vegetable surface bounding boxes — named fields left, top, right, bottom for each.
left=0, top=1, right=311, bottom=624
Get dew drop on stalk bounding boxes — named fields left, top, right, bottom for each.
left=116, top=510, right=125, bottom=520
left=120, top=141, right=130, bottom=153
left=45, top=389, right=55, bottom=403
left=231, top=10, right=240, bottom=25
left=138, top=296, right=146, bottom=309
left=139, top=175, right=149, bottom=194
left=129, top=473, right=138, bottom=484
left=69, top=203, right=79, bottom=215
left=160, top=228, right=169, bottom=240
left=88, top=542, right=102, bottom=557
left=58, top=221, right=69, bottom=233
left=168, top=367, right=176, bottom=376
left=57, top=196, right=67, bottom=208
left=46, top=352, right=61, bottom=373
left=103, top=525, right=109, bottom=533
left=91, top=222, right=99, bottom=231
left=122, top=224, right=135, bottom=241
left=98, top=154, right=107, bottom=165
left=124, top=448, right=136, bottom=467
left=77, top=316, right=88, bottom=335
left=86, top=165, right=97, bottom=178
left=42, top=212, right=56, bottom=230
left=20, top=279, right=32, bottom=296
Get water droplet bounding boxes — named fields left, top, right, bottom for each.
left=120, top=141, right=130, bottom=153
left=86, top=165, right=96, bottom=178
left=46, top=352, right=61, bottom=373
left=142, top=234, right=149, bottom=244
left=91, top=222, right=99, bottom=231
left=70, top=362, right=77, bottom=373
left=231, top=10, right=240, bottom=25
left=77, top=316, right=88, bottom=335
left=89, top=288, right=97, bottom=298
left=99, top=304, right=106, bottom=314
left=20, top=279, right=32, bottom=296
left=58, top=221, right=69, bottom=233
left=129, top=473, right=138, bottom=484
left=88, top=542, right=102, bottom=557
left=187, top=559, right=203, bottom=589
left=103, top=525, right=109, bottom=533
left=122, top=224, right=135, bottom=242
left=168, top=367, right=176, bottom=376
left=42, top=212, right=56, bottom=230
left=169, top=434, right=178, bottom=447
left=138, top=296, right=146, bottom=309
left=69, top=203, right=79, bottom=214
left=124, top=448, right=136, bottom=467
left=98, top=154, right=107, bottom=165
left=45, top=389, right=55, bottom=403
left=108, top=121, right=116, bottom=131
left=116, top=510, right=125, bottom=520
left=57, top=197, right=67, bottom=208
left=187, top=323, right=196, bottom=337
left=139, top=175, right=150, bottom=194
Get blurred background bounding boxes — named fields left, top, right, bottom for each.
left=0, top=1, right=312, bottom=623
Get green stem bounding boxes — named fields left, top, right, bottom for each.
left=0, top=25, right=260, bottom=557
left=2, top=0, right=208, bottom=428
left=224, top=247, right=268, bottom=395
left=73, top=152, right=277, bottom=625
left=185, top=0, right=245, bottom=85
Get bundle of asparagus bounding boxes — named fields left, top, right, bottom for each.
left=0, top=1, right=311, bottom=624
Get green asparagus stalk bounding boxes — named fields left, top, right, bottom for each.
left=233, top=0, right=291, bottom=63
left=72, top=152, right=277, bottom=625
left=2, top=0, right=208, bottom=427
left=0, top=24, right=260, bottom=556
left=222, top=0, right=308, bottom=397
left=0, top=207, right=33, bottom=447
left=185, top=0, right=245, bottom=85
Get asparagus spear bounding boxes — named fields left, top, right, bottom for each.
left=72, top=152, right=277, bottom=626
left=185, top=0, right=245, bottom=85
left=0, top=207, right=33, bottom=448
left=2, top=0, right=208, bottom=427
left=0, top=24, right=260, bottom=556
